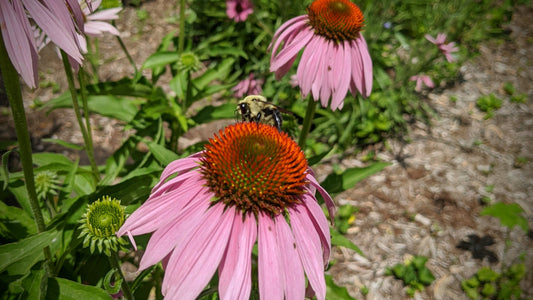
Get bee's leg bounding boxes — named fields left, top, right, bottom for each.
left=254, top=112, right=262, bottom=123
left=272, top=110, right=283, bottom=131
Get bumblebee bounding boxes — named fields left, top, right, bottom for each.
left=237, top=95, right=285, bottom=131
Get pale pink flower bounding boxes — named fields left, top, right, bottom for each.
left=118, top=123, right=336, bottom=300
left=231, top=73, right=263, bottom=98
left=0, top=0, right=85, bottom=88
left=409, top=74, right=435, bottom=92
left=82, top=0, right=121, bottom=38
left=226, top=0, right=253, bottom=22
left=425, top=33, right=459, bottom=63
left=269, top=0, right=373, bottom=111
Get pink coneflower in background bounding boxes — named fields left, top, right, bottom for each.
left=232, top=73, right=264, bottom=98
left=425, top=33, right=459, bottom=63
left=226, top=0, right=253, bottom=22
left=409, top=74, right=435, bottom=92
left=0, top=0, right=85, bottom=88
left=118, top=122, right=336, bottom=300
left=76, top=0, right=122, bottom=53
left=269, top=0, right=373, bottom=111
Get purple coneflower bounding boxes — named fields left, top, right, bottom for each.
left=232, top=73, right=264, bottom=98
left=226, top=0, right=253, bottom=22
left=409, top=74, right=435, bottom=92
left=425, top=33, right=459, bottom=63
left=118, top=122, right=336, bottom=300
left=0, top=0, right=85, bottom=88
left=269, top=0, right=373, bottom=111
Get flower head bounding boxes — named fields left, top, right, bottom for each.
left=425, top=33, right=459, bottom=63
left=0, top=0, right=85, bottom=88
left=269, top=0, right=373, bottom=110
left=118, top=122, right=336, bottom=300
left=226, top=0, right=254, bottom=22
left=232, top=73, right=264, bottom=98
left=79, top=196, right=128, bottom=256
left=409, top=74, right=435, bottom=92
left=34, top=170, right=62, bottom=200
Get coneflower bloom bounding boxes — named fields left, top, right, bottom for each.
left=231, top=73, right=264, bottom=98
left=409, top=74, right=434, bottom=92
left=269, top=0, right=373, bottom=111
left=0, top=0, right=85, bottom=88
left=425, top=33, right=459, bottom=63
left=226, top=0, right=253, bottom=22
left=118, top=122, right=336, bottom=300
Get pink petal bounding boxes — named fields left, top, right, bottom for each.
left=64, top=0, right=85, bottom=33
left=424, top=34, right=436, bottom=44
left=164, top=204, right=234, bottom=299
left=300, top=194, right=332, bottom=266
left=117, top=172, right=206, bottom=237
left=306, top=173, right=336, bottom=223
left=275, top=214, right=305, bottom=300
left=151, top=153, right=201, bottom=194
left=136, top=190, right=212, bottom=271
left=87, top=7, right=122, bottom=21
left=297, top=37, right=321, bottom=97
left=218, top=213, right=257, bottom=300
left=258, top=212, right=284, bottom=300
left=308, top=38, right=329, bottom=101
left=356, top=35, right=373, bottom=97
left=21, top=0, right=83, bottom=63
left=0, top=1, right=38, bottom=88
left=422, top=75, right=434, bottom=88
left=319, top=40, right=334, bottom=107
left=289, top=207, right=326, bottom=300
left=270, top=27, right=314, bottom=74
left=85, top=21, right=120, bottom=36
left=268, top=15, right=307, bottom=54
left=330, top=42, right=352, bottom=110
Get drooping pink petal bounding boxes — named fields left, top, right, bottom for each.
left=0, top=1, right=38, bottom=88
left=268, top=15, right=307, bottom=54
left=356, top=35, right=373, bottom=97
left=258, top=212, right=284, bottom=300
left=319, top=40, right=334, bottom=107
left=21, top=0, right=83, bottom=63
left=274, top=214, right=305, bottom=300
left=270, top=27, right=314, bottom=74
left=297, top=37, right=322, bottom=97
left=306, top=173, right=336, bottom=223
left=300, top=194, right=332, bottom=266
left=85, top=21, right=120, bottom=36
left=65, top=0, right=85, bottom=33
left=330, top=41, right=352, bottom=110
left=421, top=75, right=435, bottom=88
left=164, top=204, right=234, bottom=299
left=87, top=7, right=122, bottom=21
left=117, top=172, right=206, bottom=238
left=311, top=38, right=329, bottom=102
left=137, top=190, right=212, bottom=271
left=289, top=206, right=326, bottom=300
left=218, top=213, right=257, bottom=300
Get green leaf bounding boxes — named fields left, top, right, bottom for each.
left=142, top=51, right=180, bottom=69
left=330, top=229, right=364, bottom=256
left=320, top=162, right=390, bottom=195
left=0, top=230, right=59, bottom=274
left=191, top=103, right=237, bottom=124
left=33, top=152, right=73, bottom=167
left=418, top=266, right=436, bottom=286
left=47, top=277, right=112, bottom=300
left=193, top=58, right=234, bottom=90
left=480, top=202, right=528, bottom=232
left=41, top=138, right=84, bottom=150
left=412, top=255, right=428, bottom=270
left=476, top=267, right=499, bottom=282
left=325, top=274, right=355, bottom=300
left=145, top=141, right=180, bottom=166
left=0, top=201, right=37, bottom=240
left=203, top=46, right=248, bottom=59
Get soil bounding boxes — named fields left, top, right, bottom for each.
left=1, top=1, right=532, bottom=299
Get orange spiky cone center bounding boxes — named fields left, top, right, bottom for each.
left=308, top=0, right=365, bottom=41
left=200, top=123, right=308, bottom=215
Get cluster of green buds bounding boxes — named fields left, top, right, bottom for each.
left=78, top=196, right=128, bottom=256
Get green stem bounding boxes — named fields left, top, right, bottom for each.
left=112, top=20, right=138, bottom=74
left=77, top=71, right=99, bottom=183
left=178, top=0, right=186, bottom=53
left=298, top=96, right=317, bottom=149
left=60, top=51, right=100, bottom=183
left=0, top=32, right=54, bottom=276
left=109, top=252, right=134, bottom=300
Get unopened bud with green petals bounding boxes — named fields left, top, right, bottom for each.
left=78, top=196, right=128, bottom=256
